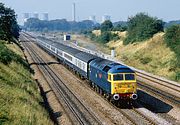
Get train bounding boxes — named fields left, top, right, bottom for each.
left=35, top=37, right=138, bottom=102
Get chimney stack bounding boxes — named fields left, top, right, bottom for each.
left=72, top=3, right=76, bottom=21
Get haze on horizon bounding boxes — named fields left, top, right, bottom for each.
left=1, top=0, right=180, bottom=24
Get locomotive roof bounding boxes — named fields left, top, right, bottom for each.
left=90, top=58, right=113, bottom=70
left=108, top=65, right=134, bottom=73
left=90, top=58, right=134, bottom=73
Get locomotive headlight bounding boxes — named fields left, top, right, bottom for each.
left=133, top=83, right=136, bottom=87
left=114, top=83, right=119, bottom=89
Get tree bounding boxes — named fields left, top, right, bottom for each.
left=113, top=24, right=127, bottom=31
left=24, top=18, right=95, bottom=32
left=100, top=20, right=113, bottom=32
left=164, top=24, right=180, bottom=60
left=0, top=3, right=20, bottom=43
left=124, top=13, right=164, bottom=45
left=98, top=31, right=111, bottom=43
left=164, top=24, right=180, bottom=80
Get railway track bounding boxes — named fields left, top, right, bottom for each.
left=21, top=33, right=175, bottom=125
left=135, top=71, right=180, bottom=106
left=137, top=80, right=180, bottom=106
left=118, top=106, right=156, bottom=125
left=136, top=71, right=180, bottom=92
left=21, top=35, right=103, bottom=125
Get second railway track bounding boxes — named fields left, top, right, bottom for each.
left=21, top=37, right=103, bottom=125
left=21, top=33, right=176, bottom=125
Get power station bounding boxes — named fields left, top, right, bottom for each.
left=32, top=12, right=39, bottom=19
left=72, top=3, right=76, bottom=21
left=22, top=13, right=30, bottom=24
left=22, top=12, right=49, bottom=25
left=89, top=15, right=96, bottom=24
left=42, top=13, right=49, bottom=21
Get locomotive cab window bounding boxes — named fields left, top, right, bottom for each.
left=125, top=74, right=135, bottom=80
left=113, top=74, right=123, bottom=81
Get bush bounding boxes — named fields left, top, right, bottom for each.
left=0, top=43, right=13, bottom=64
left=100, top=20, right=113, bottom=32
left=176, top=72, right=180, bottom=81
left=164, top=25, right=180, bottom=50
left=0, top=43, right=28, bottom=68
left=110, top=33, right=120, bottom=41
left=164, top=24, right=180, bottom=67
left=93, top=31, right=120, bottom=44
left=98, top=32, right=111, bottom=43
left=89, top=33, right=96, bottom=41
left=124, top=13, right=164, bottom=45
left=113, top=24, right=127, bottom=32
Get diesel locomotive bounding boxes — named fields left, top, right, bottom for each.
left=36, top=37, right=138, bottom=102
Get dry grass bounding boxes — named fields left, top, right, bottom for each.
left=5, top=43, right=24, bottom=58
left=92, top=30, right=101, bottom=36
left=112, top=31, right=127, bottom=38
left=107, top=32, right=178, bottom=81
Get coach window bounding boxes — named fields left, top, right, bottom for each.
left=75, top=59, right=77, bottom=65
left=64, top=53, right=72, bottom=61
left=58, top=50, right=62, bottom=56
left=82, top=63, right=85, bottom=70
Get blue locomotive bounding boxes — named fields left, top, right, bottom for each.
left=36, top=37, right=138, bottom=101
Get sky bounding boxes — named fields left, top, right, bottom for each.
left=1, top=0, right=180, bottom=24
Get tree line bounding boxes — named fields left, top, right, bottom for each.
left=0, top=3, right=20, bottom=43
left=84, top=20, right=121, bottom=43
left=23, top=18, right=96, bottom=32
left=85, top=13, right=165, bottom=44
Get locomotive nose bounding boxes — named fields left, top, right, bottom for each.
left=113, top=94, right=120, bottom=100
left=131, top=93, right=138, bottom=100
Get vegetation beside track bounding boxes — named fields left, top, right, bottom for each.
left=80, top=13, right=180, bottom=82
left=107, top=32, right=179, bottom=81
left=0, top=41, right=53, bottom=125
left=75, top=29, right=180, bottom=82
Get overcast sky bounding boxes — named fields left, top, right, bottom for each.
left=1, top=0, right=180, bottom=24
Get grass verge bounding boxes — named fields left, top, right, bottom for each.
left=0, top=41, right=53, bottom=125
